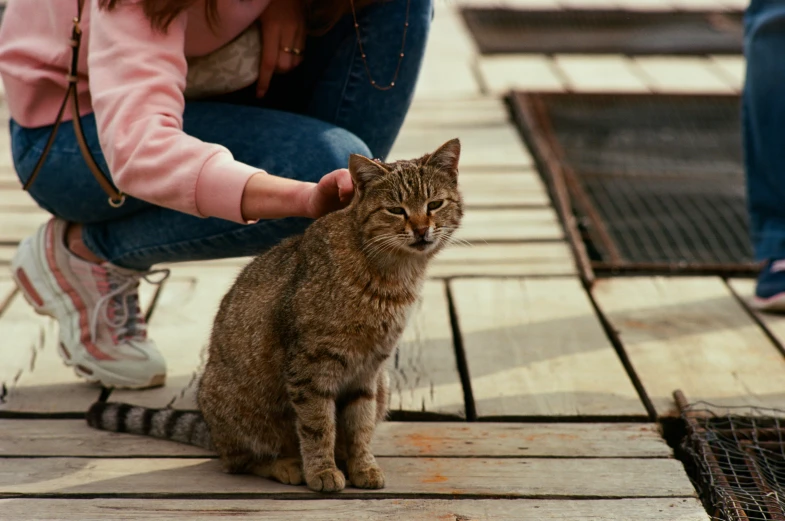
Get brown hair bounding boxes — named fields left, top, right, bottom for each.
left=98, top=0, right=380, bottom=34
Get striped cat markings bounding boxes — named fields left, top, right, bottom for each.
left=87, top=139, right=465, bottom=493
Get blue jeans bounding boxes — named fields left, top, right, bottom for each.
left=744, top=0, right=785, bottom=261
left=10, top=0, right=432, bottom=270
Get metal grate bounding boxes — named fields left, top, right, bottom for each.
left=461, top=8, right=743, bottom=55
left=676, top=390, right=785, bottom=521
left=511, top=92, right=757, bottom=275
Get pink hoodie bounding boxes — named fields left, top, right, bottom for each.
left=0, top=0, right=273, bottom=223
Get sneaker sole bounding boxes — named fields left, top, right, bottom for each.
left=751, top=291, right=785, bottom=313
left=11, top=227, right=165, bottom=390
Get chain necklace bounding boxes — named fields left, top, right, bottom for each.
left=349, top=0, right=411, bottom=91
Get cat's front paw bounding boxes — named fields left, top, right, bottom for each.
left=349, top=464, right=385, bottom=489
left=306, top=467, right=346, bottom=492
left=271, top=458, right=304, bottom=485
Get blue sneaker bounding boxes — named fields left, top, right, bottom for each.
left=753, top=259, right=785, bottom=312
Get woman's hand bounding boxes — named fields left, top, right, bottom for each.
left=257, top=0, right=307, bottom=97
left=303, top=168, right=355, bottom=219
left=240, top=170, right=354, bottom=223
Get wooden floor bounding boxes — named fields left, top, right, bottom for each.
left=0, top=0, right=774, bottom=519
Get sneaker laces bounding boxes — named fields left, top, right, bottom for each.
left=89, top=266, right=170, bottom=343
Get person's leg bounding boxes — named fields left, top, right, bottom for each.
left=80, top=103, right=370, bottom=269
left=742, top=0, right=785, bottom=309
left=10, top=103, right=369, bottom=388
left=222, top=0, right=433, bottom=160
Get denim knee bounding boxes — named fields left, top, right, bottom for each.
left=304, top=127, right=372, bottom=182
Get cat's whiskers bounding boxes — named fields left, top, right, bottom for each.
left=363, top=236, right=408, bottom=264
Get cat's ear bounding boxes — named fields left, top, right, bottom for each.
left=425, top=138, right=461, bottom=178
left=349, top=154, right=389, bottom=188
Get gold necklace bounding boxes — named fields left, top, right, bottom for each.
left=349, top=0, right=411, bottom=91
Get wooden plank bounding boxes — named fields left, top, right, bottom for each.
left=0, top=288, right=106, bottom=414
left=0, top=244, right=15, bottom=265
left=0, top=420, right=673, bottom=458
left=0, top=276, right=15, bottom=314
left=593, top=277, right=785, bottom=417
left=390, top=281, right=465, bottom=417
left=451, top=278, right=646, bottom=418
left=0, top=188, right=42, bottom=211
left=0, top=211, right=50, bottom=243
left=554, top=55, right=650, bottom=93
left=403, top=98, right=509, bottom=128
left=389, top=124, right=534, bottom=168
left=429, top=242, right=578, bottom=277
left=0, top=498, right=712, bottom=520
left=457, top=208, right=563, bottom=242
left=110, top=266, right=241, bottom=409
left=0, top=457, right=696, bottom=498
left=710, top=55, right=746, bottom=92
left=172, top=243, right=580, bottom=279
left=728, top=278, right=785, bottom=361
left=632, top=57, right=736, bottom=94
left=459, top=171, right=551, bottom=207
left=477, top=55, right=566, bottom=95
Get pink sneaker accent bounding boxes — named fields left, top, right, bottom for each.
left=11, top=218, right=169, bottom=389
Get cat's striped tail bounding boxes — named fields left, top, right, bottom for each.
left=86, top=401, right=213, bottom=450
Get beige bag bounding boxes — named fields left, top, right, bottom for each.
left=184, top=23, right=262, bottom=100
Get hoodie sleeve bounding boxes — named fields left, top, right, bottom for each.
left=87, top=1, right=261, bottom=223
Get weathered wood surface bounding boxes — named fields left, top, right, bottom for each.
left=451, top=278, right=646, bottom=417
left=459, top=171, right=550, bottom=208
left=0, top=283, right=106, bottom=414
left=110, top=266, right=241, bottom=409
left=555, top=55, right=650, bottom=93
left=633, top=57, right=736, bottom=93
left=429, top=242, right=577, bottom=278
left=451, top=277, right=646, bottom=418
left=0, top=244, right=14, bottom=265
left=0, top=498, right=711, bottom=521
left=403, top=97, right=509, bottom=128
left=389, top=281, right=465, bottom=417
left=0, top=211, right=50, bottom=243
left=0, top=457, right=695, bottom=498
left=457, top=208, right=563, bottom=242
left=389, top=125, right=534, bottom=168
left=593, top=277, right=785, bottom=417
left=477, top=55, right=566, bottom=95
left=728, top=278, right=785, bottom=359
left=0, top=187, right=43, bottom=211
left=0, top=420, right=672, bottom=458
left=710, top=55, right=745, bottom=92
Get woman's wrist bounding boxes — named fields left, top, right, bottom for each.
left=240, top=172, right=315, bottom=222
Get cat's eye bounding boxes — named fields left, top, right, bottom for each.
left=387, top=207, right=406, bottom=216
left=427, top=200, right=444, bottom=211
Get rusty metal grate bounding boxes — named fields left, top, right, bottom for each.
left=676, top=390, right=785, bottom=521
left=461, top=8, right=743, bottom=55
left=511, top=92, right=758, bottom=276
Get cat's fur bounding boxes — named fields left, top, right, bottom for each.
left=86, top=139, right=463, bottom=492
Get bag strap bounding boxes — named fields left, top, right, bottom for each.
left=23, top=0, right=125, bottom=208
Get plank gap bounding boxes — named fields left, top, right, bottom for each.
left=445, top=283, right=477, bottom=421
left=585, top=283, right=658, bottom=421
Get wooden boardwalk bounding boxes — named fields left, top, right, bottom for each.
left=0, top=0, right=774, bottom=519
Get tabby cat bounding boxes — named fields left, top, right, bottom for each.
left=86, top=138, right=463, bottom=492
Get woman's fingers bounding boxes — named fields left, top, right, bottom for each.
left=277, top=24, right=298, bottom=72
left=257, top=24, right=281, bottom=97
left=292, top=24, right=306, bottom=68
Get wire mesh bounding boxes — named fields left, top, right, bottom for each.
left=678, top=393, right=785, bottom=520
left=514, top=92, right=755, bottom=272
left=461, top=8, right=743, bottom=55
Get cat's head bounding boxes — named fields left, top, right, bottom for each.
left=348, top=138, right=463, bottom=259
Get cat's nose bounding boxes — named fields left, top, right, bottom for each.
left=414, top=225, right=430, bottom=240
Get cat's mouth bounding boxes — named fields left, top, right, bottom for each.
left=409, top=239, right=435, bottom=252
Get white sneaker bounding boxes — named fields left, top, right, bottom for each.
left=10, top=218, right=169, bottom=389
